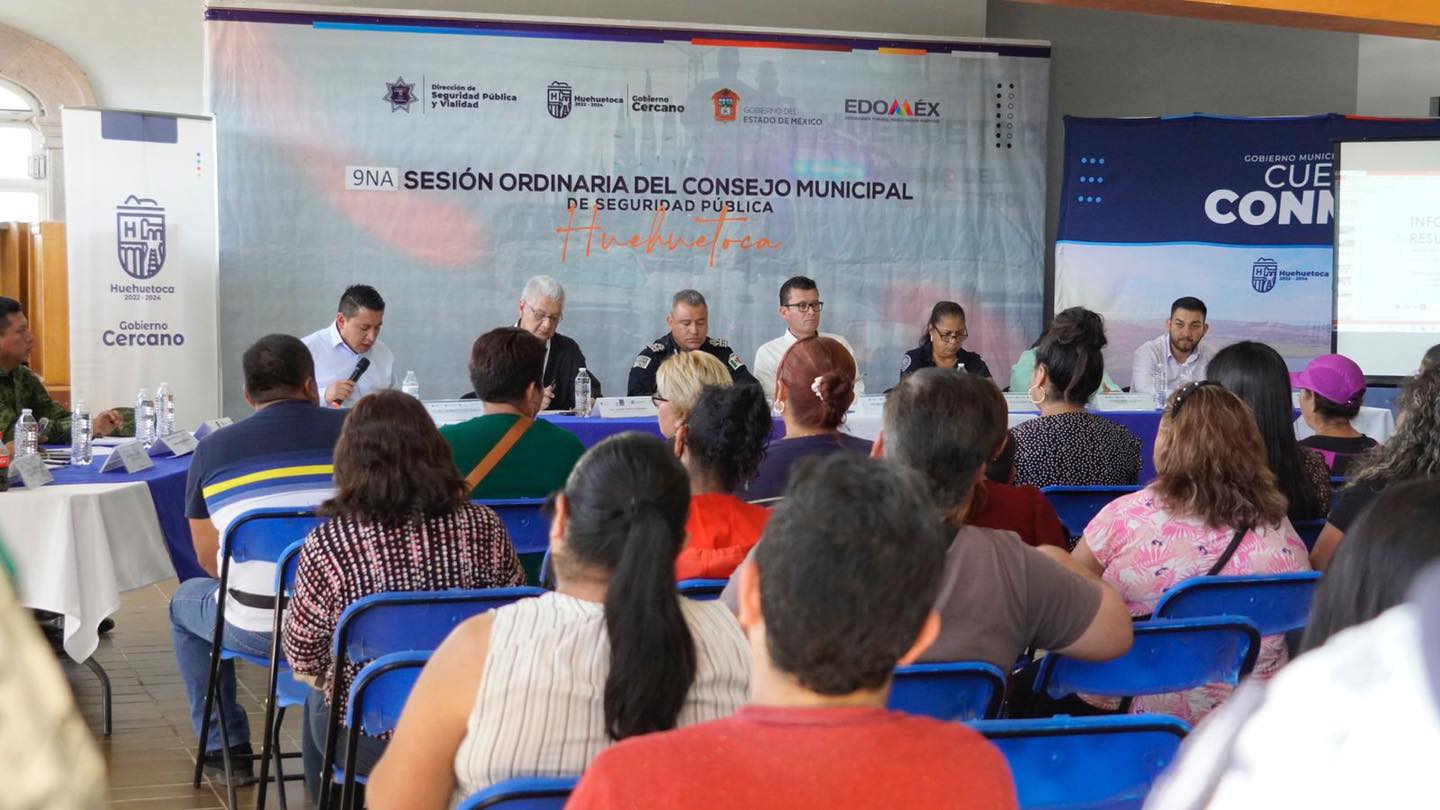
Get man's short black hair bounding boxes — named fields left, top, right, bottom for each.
left=338, top=285, right=385, bottom=318
left=469, top=327, right=544, bottom=405
left=882, top=368, right=1006, bottom=515
left=1170, top=296, right=1207, bottom=319
left=779, top=276, right=817, bottom=306
left=756, top=453, right=948, bottom=695
left=243, top=334, right=316, bottom=403
left=0, top=296, right=21, bottom=334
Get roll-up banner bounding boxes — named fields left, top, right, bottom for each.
left=1055, top=113, right=1440, bottom=388
left=62, top=108, right=220, bottom=428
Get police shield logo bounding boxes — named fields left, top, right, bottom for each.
left=547, top=81, right=573, bottom=119
left=116, top=195, right=166, bottom=279
left=1251, top=257, right=1278, bottom=294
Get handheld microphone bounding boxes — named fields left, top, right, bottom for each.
left=332, top=357, right=371, bottom=405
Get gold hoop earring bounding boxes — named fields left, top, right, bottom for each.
left=1028, top=384, right=1047, bottom=406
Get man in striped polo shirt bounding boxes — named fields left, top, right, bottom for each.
left=169, top=334, right=347, bottom=785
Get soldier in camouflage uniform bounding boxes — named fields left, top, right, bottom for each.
left=0, top=297, right=124, bottom=447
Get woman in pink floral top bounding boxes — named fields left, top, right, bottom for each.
left=1072, top=381, right=1311, bottom=724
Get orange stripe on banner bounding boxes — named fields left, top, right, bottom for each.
left=878, top=47, right=928, bottom=55
left=690, top=38, right=851, bottom=52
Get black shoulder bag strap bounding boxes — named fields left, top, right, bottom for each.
left=1133, top=525, right=1249, bottom=622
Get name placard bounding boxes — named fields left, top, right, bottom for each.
left=1005, top=393, right=1039, bottom=412
left=1092, top=393, right=1160, bottom=412
left=194, top=417, right=234, bottom=440
left=850, top=395, right=886, bottom=417
left=149, top=430, right=198, bottom=457
left=100, top=441, right=155, bottom=474
left=9, top=454, right=53, bottom=488
left=422, top=399, right=488, bottom=428
left=595, top=396, right=658, bottom=418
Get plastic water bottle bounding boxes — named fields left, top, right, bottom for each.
left=71, top=401, right=93, bottom=465
left=156, top=382, right=175, bottom=436
left=15, top=409, right=39, bottom=458
left=957, top=363, right=967, bottom=374
left=401, top=370, right=420, bottom=399
left=1152, top=363, right=1168, bottom=410
left=135, top=388, right=155, bottom=447
left=574, top=368, right=592, bottom=417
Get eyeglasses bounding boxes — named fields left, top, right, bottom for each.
left=651, top=394, right=668, bottom=408
left=931, top=327, right=968, bottom=343
left=1168, top=380, right=1222, bottom=416
left=784, top=301, right=824, bottom=313
left=525, top=304, right=563, bottom=325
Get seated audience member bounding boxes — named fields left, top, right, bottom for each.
left=283, top=390, right=527, bottom=800
left=899, top=301, right=991, bottom=381
left=568, top=453, right=1017, bottom=810
left=301, top=284, right=393, bottom=408
left=1011, top=307, right=1142, bottom=487
left=880, top=368, right=1132, bottom=670
left=1146, top=561, right=1440, bottom=810
left=366, top=434, right=749, bottom=809
left=171, top=335, right=347, bottom=784
left=441, top=327, right=585, bottom=499
left=1073, top=382, right=1311, bottom=723
left=628, top=289, right=758, bottom=396
left=0, top=296, right=123, bottom=446
left=1292, top=353, right=1378, bottom=476
left=746, top=336, right=869, bottom=501
left=1009, top=335, right=1118, bottom=395
left=1301, top=480, right=1440, bottom=653
left=1130, top=296, right=1214, bottom=395
left=654, top=350, right=733, bottom=445
left=1209, top=341, right=1331, bottom=521
left=511, top=274, right=600, bottom=411
left=1312, top=364, right=1440, bottom=570
left=674, top=385, right=771, bottom=580
left=971, top=433, right=1067, bottom=549
left=1424, top=343, right=1440, bottom=371
left=752, top=276, right=864, bottom=401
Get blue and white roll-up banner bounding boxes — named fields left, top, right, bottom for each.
left=62, top=109, right=221, bottom=428
left=1055, top=114, right=1440, bottom=388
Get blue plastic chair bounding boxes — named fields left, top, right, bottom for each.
left=889, top=661, right=1006, bottom=721
left=1292, top=519, right=1327, bottom=552
left=455, top=776, right=579, bottom=810
left=1034, top=616, right=1260, bottom=713
left=677, top=578, right=729, bottom=601
left=191, top=508, right=324, bottom=810
left=1154, top=572, right=1322, bottom=636
left=255, top=538, right=320, bottom=810
left=318, top=586, right=547, bottom=809
left=1039, top=485, right=1142, bottom=539
left=339, top=651, right=432, bottom=809
left=475, top=498, right=550, bottom=555
left=970, top=715, right=1191, bottom=810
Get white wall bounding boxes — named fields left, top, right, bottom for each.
left=1356, top=34, right=1440, bottom=117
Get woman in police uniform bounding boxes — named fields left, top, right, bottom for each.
left=899, top=301, right=991, bottom=383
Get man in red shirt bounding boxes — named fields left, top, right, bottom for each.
left=568, top=453, right=1018, bottom=810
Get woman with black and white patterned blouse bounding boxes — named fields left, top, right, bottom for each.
left=1011, top=308, right=1142, bottom=488
left=283, top=390, right=525, bottom=801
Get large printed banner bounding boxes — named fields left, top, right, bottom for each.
left=1056, top=114, right=1440, bottom=387
left=206, top=8, right=1049, bottom=412
left=62, top=109, right=220, bottom=428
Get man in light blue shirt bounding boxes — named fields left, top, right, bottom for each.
left=300, top=285, right=394, bottom=407
left=1131, top=296, right=1215, bottom=396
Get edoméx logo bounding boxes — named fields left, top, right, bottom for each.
left=843, top=97, right=940, bottom=122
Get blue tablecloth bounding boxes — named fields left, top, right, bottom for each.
left=43, top=451, right=205, bottom=581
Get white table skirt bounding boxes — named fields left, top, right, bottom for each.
left=0, top=481, right=175, bottom=661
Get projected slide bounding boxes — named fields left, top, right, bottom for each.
left=1335, top=139, right=1440, bottom=377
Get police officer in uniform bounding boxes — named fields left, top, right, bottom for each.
left=627, top=289, right=758, bottom=396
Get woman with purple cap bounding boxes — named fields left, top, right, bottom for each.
left=1294, top=354, right=1379, bottom=476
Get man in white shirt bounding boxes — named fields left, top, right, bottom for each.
left=1130, top=295, right=1214, bottom=396
left=752, top=276, right=864, bottom=400
left=300, top=285, right=394, bottom=407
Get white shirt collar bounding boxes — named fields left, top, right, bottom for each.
left=328, top=321, right=356, bottom=354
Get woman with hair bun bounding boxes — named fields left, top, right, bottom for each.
left=745, top=337, right=870, bottom=501
left=673, top=384, right=773, bottom=580
left=1011, top=307, right=1141, bottom=487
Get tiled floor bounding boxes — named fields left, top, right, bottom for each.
left=58, top=578, right=312, bottom=809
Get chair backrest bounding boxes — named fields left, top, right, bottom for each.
left=1035, top=616, right=1260, bottom=701
left=475, top=498, right=550, bottom=556
left=346, top=651, right=430, bottom=737
left=970, top=715, right=1190, bottom=810
left=1292, top=519, right=1327, bottom=552
left=676, top=579, right=728, bottom=601
left=1154, top=572, right=1321, bottom=636
left=224, top=508, right=325, bottom=566
left=1039, top=485, right=1142, bottom=538
left=334, top=587, right=548, bottom=664
left=275, top=538, right=306, bottom=598
left=888, top=661, right=1006, bottom=721
left=455, top=777, right=579, bottom=810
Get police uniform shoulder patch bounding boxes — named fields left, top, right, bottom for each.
left=728, top=354, right=744, bottom=371
left=900, top=353, right=912, bottom=372
left=634, top=355, right=652, bottom=370
left=708, top=337, right=728, bottom=348
left=649, top=342, right=664, bottom=352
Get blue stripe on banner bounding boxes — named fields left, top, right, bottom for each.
left=1057, top=239, right=1322, bottom=250
left=100, top=111, right=178, bottom=144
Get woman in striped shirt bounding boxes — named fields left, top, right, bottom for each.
left=367, top=433, right=751, bottom=810
left=283, top=390, right=526, bottom=801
